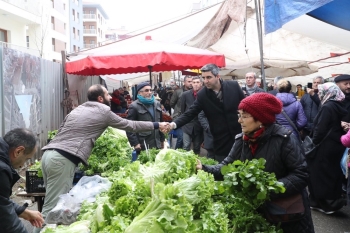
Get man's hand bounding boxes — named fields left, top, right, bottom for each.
left=134, top=144, right=141, bottom=151
left=341, top=121, right=350, bottom=132
left=196, top=159, right=203, bottom=170
left=307, top=88, right=314, bottom=96
left=159, top=122, right=171, bottom=133
left=19, top=209, right=44, bottom=228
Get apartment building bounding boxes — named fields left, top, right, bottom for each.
left=0, top=0, right=85, bottom=61
left=69, top=0, right=83, bottom=53
left=82, top=2, right=108, bottom=49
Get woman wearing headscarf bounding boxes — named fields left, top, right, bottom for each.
left=307, top=82, right=347, bottom=214
left=197, top=93, right=314, bottom=233
left=111, top=90, right=126, bottom=113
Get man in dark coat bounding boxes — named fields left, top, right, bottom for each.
left=300, top=76, right=324, bottom=138
left=0, top=128, right=44, bottom=233
left=242, top=72, right=265, bottom=96
left=180, top=76, right=203, bottom=154
left=127, top=82, right=165, bottom=152
left=335, top=74, right=350, bottom=122
left=167, top=63, right=245, bottom=162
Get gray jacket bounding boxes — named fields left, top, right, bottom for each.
left=126, top=100, right=164, bottom=149
left=42, top=101, right=155, bottom=165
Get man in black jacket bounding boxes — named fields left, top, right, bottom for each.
left=166, top=64, right=245, bottom=162
left=300, top=76, right=324, bottom=138
left=180, top=76, right=203, bottom=154
left=0, top=128, right=44, bottom=233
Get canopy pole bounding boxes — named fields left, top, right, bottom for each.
left=254, top=0, right=267, bottom=91
left=148, top=65, right=153, bottom=87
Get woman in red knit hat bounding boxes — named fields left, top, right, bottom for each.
left=197, top=93, right=314, bottom=233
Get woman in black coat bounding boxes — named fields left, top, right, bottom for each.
left=197, top=93, right=314, bottom=233
left=308, top=82, right=347, bottom=214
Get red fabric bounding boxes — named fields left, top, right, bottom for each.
left=243, top=127, right=265, bottom=155
left=238, top=93, right=282, bottom=125
left=111, top=90, right=121, bottom=105
left=66, top=37, right=225, bottom=75
left=193, top=91, right=198, bottom=99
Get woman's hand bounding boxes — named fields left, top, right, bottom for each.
left=196, top=159, right=202, bottom=170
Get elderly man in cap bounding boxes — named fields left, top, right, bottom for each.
left=335, top=74, right=350, bottom=118
left=126, top=82, right=165, bottom=152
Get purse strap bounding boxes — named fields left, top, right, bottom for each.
left=281, top=110, right=299, bottom=135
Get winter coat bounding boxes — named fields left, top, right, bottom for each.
left=174, top=80, right=245, bottom=161
left=203, top=124, right=314, bottom=233
left=180, top=90, right=203, bottom=135
left=43, top=101, right=156, bottom=165
left=308, top=100, right=347, bottom=200
left=126, top=100, right=164, bottom=150
left=0, top=138, right=28, bottom=233
left=300, top=93, right=321, bottom=131
left=276, top=93, right=307, bottom=137
left=198, top=111, right=213, bottom=150
left=170, top=88, right=185, bottom=120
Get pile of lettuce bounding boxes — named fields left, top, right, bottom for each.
left=74, top=149, right=285, bottom=233
left=79, top=127, right=133, bottom=176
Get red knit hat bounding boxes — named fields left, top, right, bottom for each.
left=238, top=93, right=282, bottom=125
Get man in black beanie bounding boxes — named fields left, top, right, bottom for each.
left=335, top=74, right=350, bottom=121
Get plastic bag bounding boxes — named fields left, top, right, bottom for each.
left=45, top=194, right=80, bottom=225
left=340, top=148, right=349, bottom=177
left=69, top=175, right=111, bottom=202
left=45, top=175, right=111, bottom=225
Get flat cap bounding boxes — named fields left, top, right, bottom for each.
left=334, top=74, right=350, bottom=83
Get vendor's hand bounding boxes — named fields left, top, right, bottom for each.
left=134, top=144, right=141, bottom=151
left=19, top=209, right=44, bottom=228
left=307, top=88, right=314, bottom=96
left=196, top=159, right=203, bottom=170
left=159, top=122, right=170, bottom=133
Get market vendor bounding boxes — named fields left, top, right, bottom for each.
left=33, top=84, right=169, bottom=233
left=0, top=128, right=44, bottom=233
left=196, top=93, right=314, bottom=233
left=126, top=81, right=165, bottom=152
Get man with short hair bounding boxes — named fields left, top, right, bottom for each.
left=180, top=77, right=203, bottom=154
left=0, top=128, right=44, bottom=233
left=170, top=76, right=193, bottom=149
left=242, top=72, right=264, bottom=96
left=300, top=76, right=324, bottom=138
left=126, top=82, right=165, bottom=152
left=335, top=74, right=350, bottom=121
left=34, top=84, right=168, bottom=233
left=167, top=64, right=245, bottom=162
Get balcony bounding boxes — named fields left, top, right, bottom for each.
left=83, top=29, right=96, bottom=34
left=84, top=44, right=96, bottom=49
left=83, top=14, right=96, bottom=20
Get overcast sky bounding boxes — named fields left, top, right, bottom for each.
left=98, top=0, right=195, bottom=31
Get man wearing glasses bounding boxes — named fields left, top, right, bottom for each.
left=126, top=82, right=165, bottom=152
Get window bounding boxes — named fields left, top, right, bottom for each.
left=63, top=3, right=65, bottom=10
left=26, top=36, right=29, bottom=48
left=51, top=0, right=54, bottom=8
left=0, top=29, right=7, bottom=42
left=72, top=9, right=75, bottom=20
left=52, top=38, right=55, bottom=51
left=51, top=16, right=54, bottom=29
left=73, top=45, right=76, bottom=52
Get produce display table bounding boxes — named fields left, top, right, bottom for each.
left=17, top=191, right=45, bottom=212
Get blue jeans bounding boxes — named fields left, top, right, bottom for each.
left=174, top=128, right=183, bottom=149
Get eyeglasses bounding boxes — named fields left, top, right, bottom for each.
left=237, top=113, right=253, bottom=119
left=140, top=89, right=153, bottom=93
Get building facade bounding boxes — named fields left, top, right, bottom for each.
left=82, top=2, right=108, bottom=49
left=69, top=0, right=83, bottom=53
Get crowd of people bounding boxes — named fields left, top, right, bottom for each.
left=3, top=62, right=350, bottom=232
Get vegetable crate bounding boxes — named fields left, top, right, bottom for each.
left=26, top=171, right=45, bottom=193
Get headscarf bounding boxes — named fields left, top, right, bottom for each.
left=318, top=82, right=345, bottom=105
left=111, top=90, right=121, bottom=105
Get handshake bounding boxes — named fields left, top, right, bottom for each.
left=159, top=122, right=176, bottom=133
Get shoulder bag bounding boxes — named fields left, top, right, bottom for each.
left=281, top=110, right=331, bottom=158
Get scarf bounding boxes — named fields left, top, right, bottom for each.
left=246, top=85, right=259, bottom=95
left=242, top=127, right=265, bottom=155
left=137, top=94, right=155, bottom=105
left=318, top=82, right=345, bottom=105
left=111, top=94, right=121, bottom=105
